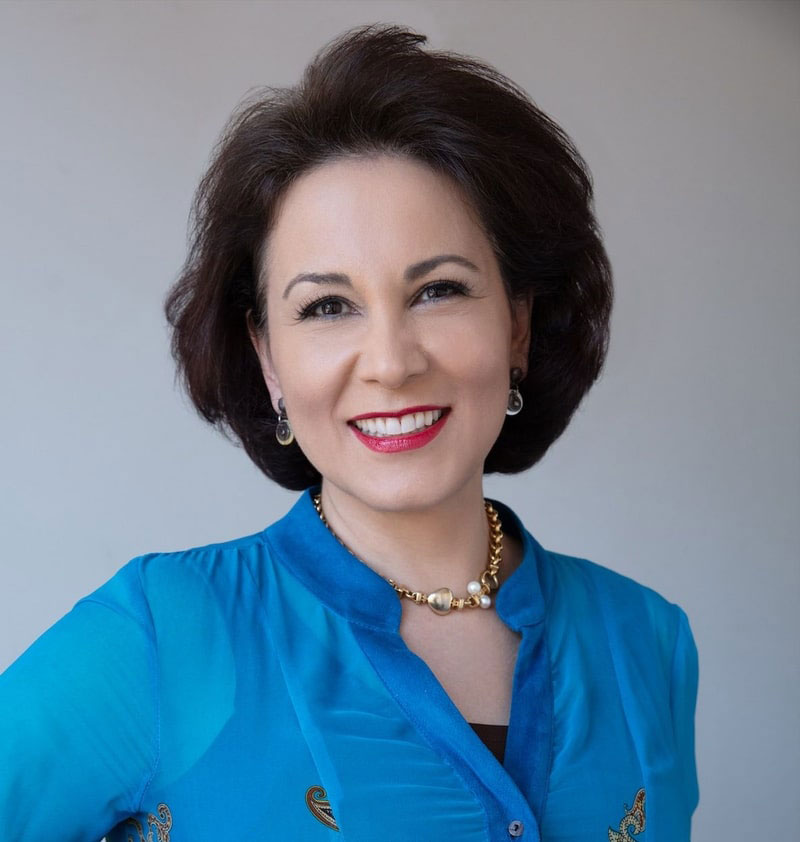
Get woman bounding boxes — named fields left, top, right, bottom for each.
left=0, top=24, right=698, bottom=842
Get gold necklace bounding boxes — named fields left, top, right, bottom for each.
left=311, top=492, right=503, bottom=615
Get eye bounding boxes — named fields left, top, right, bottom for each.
left=315, top=300, right=345, bottom=317
left=416, top=280, right=471, bottom=303
left=295, top=296, right=354, bottom=320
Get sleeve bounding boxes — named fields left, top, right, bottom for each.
left=0, top=559, right=159, bottom=841
left=669, top=606, right=700, bottom=817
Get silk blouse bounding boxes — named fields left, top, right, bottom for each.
left=0, top=489, right=699, bottom=841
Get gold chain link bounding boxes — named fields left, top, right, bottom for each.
left=312, top=493, right=503, bottom=613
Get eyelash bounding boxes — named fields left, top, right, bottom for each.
left=293, top=280, right=472, bottom=321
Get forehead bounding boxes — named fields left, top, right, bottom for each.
left=264, top=154, right=494, bottom=279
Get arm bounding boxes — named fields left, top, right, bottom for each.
left=669, top=606, right=700, bottom=817
left=0, top=562, right=158, bottom=840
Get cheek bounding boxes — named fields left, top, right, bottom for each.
left=434, top=311, right=513, bottom=392
left=269, top=334, right=349, bottom=425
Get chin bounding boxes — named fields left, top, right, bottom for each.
left=323, top=464, right=481, bottom=514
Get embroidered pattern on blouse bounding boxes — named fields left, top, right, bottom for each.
left=305, top=785, right=340, bottom=832
left=124, top=803, right=173, bottom=842
left=608, top=788, right=646, bottom=841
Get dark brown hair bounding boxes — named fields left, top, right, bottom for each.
left=165, top=23, right=613, bottom=490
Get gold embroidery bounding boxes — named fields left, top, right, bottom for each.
left=608, top=788, right=646, bottom=841
left=124, top=803, right=173, bottom=842
left=305, top=785, right=340, bottom=832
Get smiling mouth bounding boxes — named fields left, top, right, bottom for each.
left=350, top=408, right=446, bottom=438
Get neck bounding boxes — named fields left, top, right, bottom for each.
left=318, top=478, right=497, bottom=595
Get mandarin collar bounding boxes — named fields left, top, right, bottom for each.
left=263, top=488, right=547, bottom=633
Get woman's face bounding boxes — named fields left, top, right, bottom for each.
left=252, top=154, right=531, bottom=512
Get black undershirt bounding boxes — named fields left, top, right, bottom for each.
left=469, top=722, right=508, bottom=765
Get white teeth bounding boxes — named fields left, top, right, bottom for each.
left=353, top=409, right=445, bottom=437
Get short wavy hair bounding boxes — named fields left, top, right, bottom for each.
left=165, top=23, right=613, bottom=491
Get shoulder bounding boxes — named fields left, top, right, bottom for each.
left=534, top=541, right=693, bottom=683
left=542, top=547, right=685, bottom=623
left=77, top=528, right=272, bottom=631
left=495, top=498, right=692, bottom=665
left=73, top=526, right=278, bottom=717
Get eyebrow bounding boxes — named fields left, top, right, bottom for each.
left=281, top=254, right=479, bottom=299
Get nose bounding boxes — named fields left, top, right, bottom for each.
left=356, top=311, right=428, bottom=389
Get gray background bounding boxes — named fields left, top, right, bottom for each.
left=1, top=1, right=798, bottom=838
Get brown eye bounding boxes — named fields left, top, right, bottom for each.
left=295, top=296, right=355, bottom=321
left=418, top=281, right=470, bottom=302
left=316, top=300, right=343, bottom=316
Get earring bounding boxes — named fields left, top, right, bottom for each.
left=275, top=397, right=295, bottom=446
left=506, top=368, right=524, bottom=416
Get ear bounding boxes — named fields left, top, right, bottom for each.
left=509, top=291, right=534, bottom=374
left=246, top=310, right=283, bottom=414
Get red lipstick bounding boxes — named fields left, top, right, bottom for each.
left=349, top=408, right=450, bottom=453
left=349, top=405, right=444, bottom=421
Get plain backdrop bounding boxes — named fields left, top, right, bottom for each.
left=1, top=1, right=798, bottom=839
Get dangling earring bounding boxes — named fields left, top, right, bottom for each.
left=275, top=397, right=294, bottom=445
left=506, top=368, right=524, bottom=416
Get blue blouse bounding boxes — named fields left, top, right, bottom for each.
left=0, top=489, right=699, bottom=841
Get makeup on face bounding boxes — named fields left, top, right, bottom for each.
left=348, top=407, right=451, bottom=453
left=254, top=154, right=528, bottom=512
